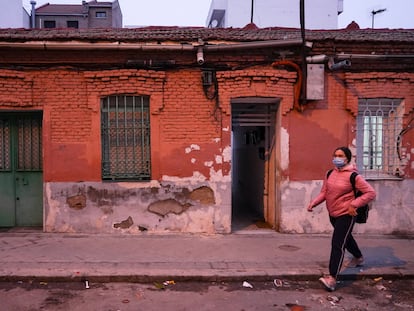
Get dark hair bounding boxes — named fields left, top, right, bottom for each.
left=335, top=146, right=352, bottom=162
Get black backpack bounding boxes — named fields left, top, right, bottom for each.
left=327, top=170, right=369, bottom=223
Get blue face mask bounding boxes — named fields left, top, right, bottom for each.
left=332, top=157, right=347, bottom=168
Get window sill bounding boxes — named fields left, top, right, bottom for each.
left=363, top=173, right=404, bottom=181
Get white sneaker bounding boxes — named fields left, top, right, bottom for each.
left=319, top=275, right=336, bottom=291
left=345, top=256, right=364, bottom=268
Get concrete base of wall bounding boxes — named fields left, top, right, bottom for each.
left=279, top=179, right=414, bottom=235
left=44, top=180, right=232, bottom=234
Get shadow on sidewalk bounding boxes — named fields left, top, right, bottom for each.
left=342, top=246, right=407, bottom=276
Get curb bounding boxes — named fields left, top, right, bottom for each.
left=1, top=272, right=413, bottom=284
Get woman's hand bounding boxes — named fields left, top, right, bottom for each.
left=307, top=204, right=314, bottom=212
left=348, top=206, right=358, bottom=216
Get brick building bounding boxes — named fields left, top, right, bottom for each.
left=0, top=26, right=413, bottom=235
left=33, top=0, right=122, bottom=29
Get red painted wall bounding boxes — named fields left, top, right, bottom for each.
left=0, top=66, right=413, bottom=183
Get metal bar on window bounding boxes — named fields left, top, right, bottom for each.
left=101, top=95, right=151, bottom=180
left=140, top=97, right=145, bottom=173
left=357, top=98, right=402, bottom=179
left=123, top=95, right=128, bottom=174
left=115, top=96, right=120, bottom=175
left=0, top=119, right=10, bottom=171
left=132, top=96, right=137, bottom=170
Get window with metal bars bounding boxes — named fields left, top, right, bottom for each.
left=0, top=115, right=42, bottom=172
left=356, top=98, right=403, bottom=179
left=101, top=95, right=151, bottom=181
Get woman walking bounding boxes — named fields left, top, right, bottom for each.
left=307, top=146, right=376, bottom=291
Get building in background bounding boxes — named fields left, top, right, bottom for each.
left=33, top=0, right=122, bottom=29
left=0, top=0, right=122, bottom=29
left=0, top=0, right=31, bottom=28
left=206, top=0, right=343, bottom=29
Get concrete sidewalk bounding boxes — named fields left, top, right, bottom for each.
left=0, top=230, right=413, bottom=283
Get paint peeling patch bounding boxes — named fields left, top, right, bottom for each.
left=204, top=161, right=214, bottom=167
left=113, top=216, right=134, bottom=229
left=209, top=167, right=231, bottom=182
left=138, top=225, right=148, bottom=232
left=162, top=171, right=207, bottom=183
left=215, top=155, right=223, bottom=164
left=189, top=186, right=216, bottom=204
left=191, top=158, right=196, bottom=164
left=185, top=144, right=201, bottom=153
left=148, top=199, right=191, bottom=217
left=222, top=145, right=231, bottom=162
left=66, top=194, right=86, bottom=210
left=212, top=138, right=220, bottom=143
left=222, top=126, right=229, bottom=132
left=281, top=127, right=289, bottom=170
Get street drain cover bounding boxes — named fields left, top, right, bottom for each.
left=278, top=244, right=300, bottom=252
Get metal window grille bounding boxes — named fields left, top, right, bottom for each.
left=0, top=119, right=11, bottom=171
left=356, top=98, right=402, bottom=179
left=0, top=115, right=42, bottom=172
left=17, top=116, right=42, bottom=171
left=101, top=95, right=151, bottom=181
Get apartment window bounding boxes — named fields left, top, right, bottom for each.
left=43, top=20, right=56, bottom=28
left=95, top=11, right=107, bottom=18
left=67, top=21, right=79, bottom=28
left=356, top=98, right=403, bottom=179
left=101, top=95, right=151, bottom=181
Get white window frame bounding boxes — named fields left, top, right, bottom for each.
left=95, top=11, right=107, bottom=18
left=356, top=98, right=403, bottom=180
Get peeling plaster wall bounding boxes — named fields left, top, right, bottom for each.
left=279, top=179, right=414, bottom=235
left=44, top=179, right=231, bottom=234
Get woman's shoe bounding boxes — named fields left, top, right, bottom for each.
left=345, top=256, right=364, bottom=268
left=319, top=275, right=336, bottom=291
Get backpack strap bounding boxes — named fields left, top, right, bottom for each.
left=326, top=169, right=333, bottom=179
left=350, top=172, right=358, bottom=196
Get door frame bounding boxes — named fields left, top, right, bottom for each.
left=0, top=111, right=43, bottom=227
left=230, top=97, right=281, bottom=230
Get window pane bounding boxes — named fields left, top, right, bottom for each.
left=96, top=12, right=107, bottom=18
left=357, top=98, right=402, bottom=178
left=101, top=95, right=151, bottom=181
left=67, top=21, right=79, bottom=28
left=44, top=20, right=56, bottom=28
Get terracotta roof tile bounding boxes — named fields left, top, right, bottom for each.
left=0, top=27, right=413, bottom=43
left=36, top=4, right=84, bottom=15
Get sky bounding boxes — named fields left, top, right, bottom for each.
left=24, top=0, right=414, bottom=29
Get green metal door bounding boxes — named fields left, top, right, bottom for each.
left=0, top=113, right=43, bottom=227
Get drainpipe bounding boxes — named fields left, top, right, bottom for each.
left=299, top=0, right=307, bottom=108
left=202, top=39, right=303, bottom=51
left=307, top=53, right=414, bottom=62
left=336, top=54, right=414, bottom=60
left=0, top=39, right=304, bottom=51
left=196, top=47, right=204, bottom=65
left=30, top=1, right=36, bottom=28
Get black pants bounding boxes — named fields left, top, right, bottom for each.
left=329, top=214, right=362, bottom=278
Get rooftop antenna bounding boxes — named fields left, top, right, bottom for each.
left=371, top=8, right=386, bottom=28
left=250, top=0, right=254, bottom=24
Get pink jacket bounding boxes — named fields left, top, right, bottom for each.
left=310, top=164, right=376, bottom=217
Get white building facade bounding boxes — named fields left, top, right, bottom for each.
left=0, top=0, right=30, bottom=28
left=207, top=0, right=344, bottom=29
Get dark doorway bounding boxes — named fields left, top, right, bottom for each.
left=231, top=98, right=278, bottom=231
